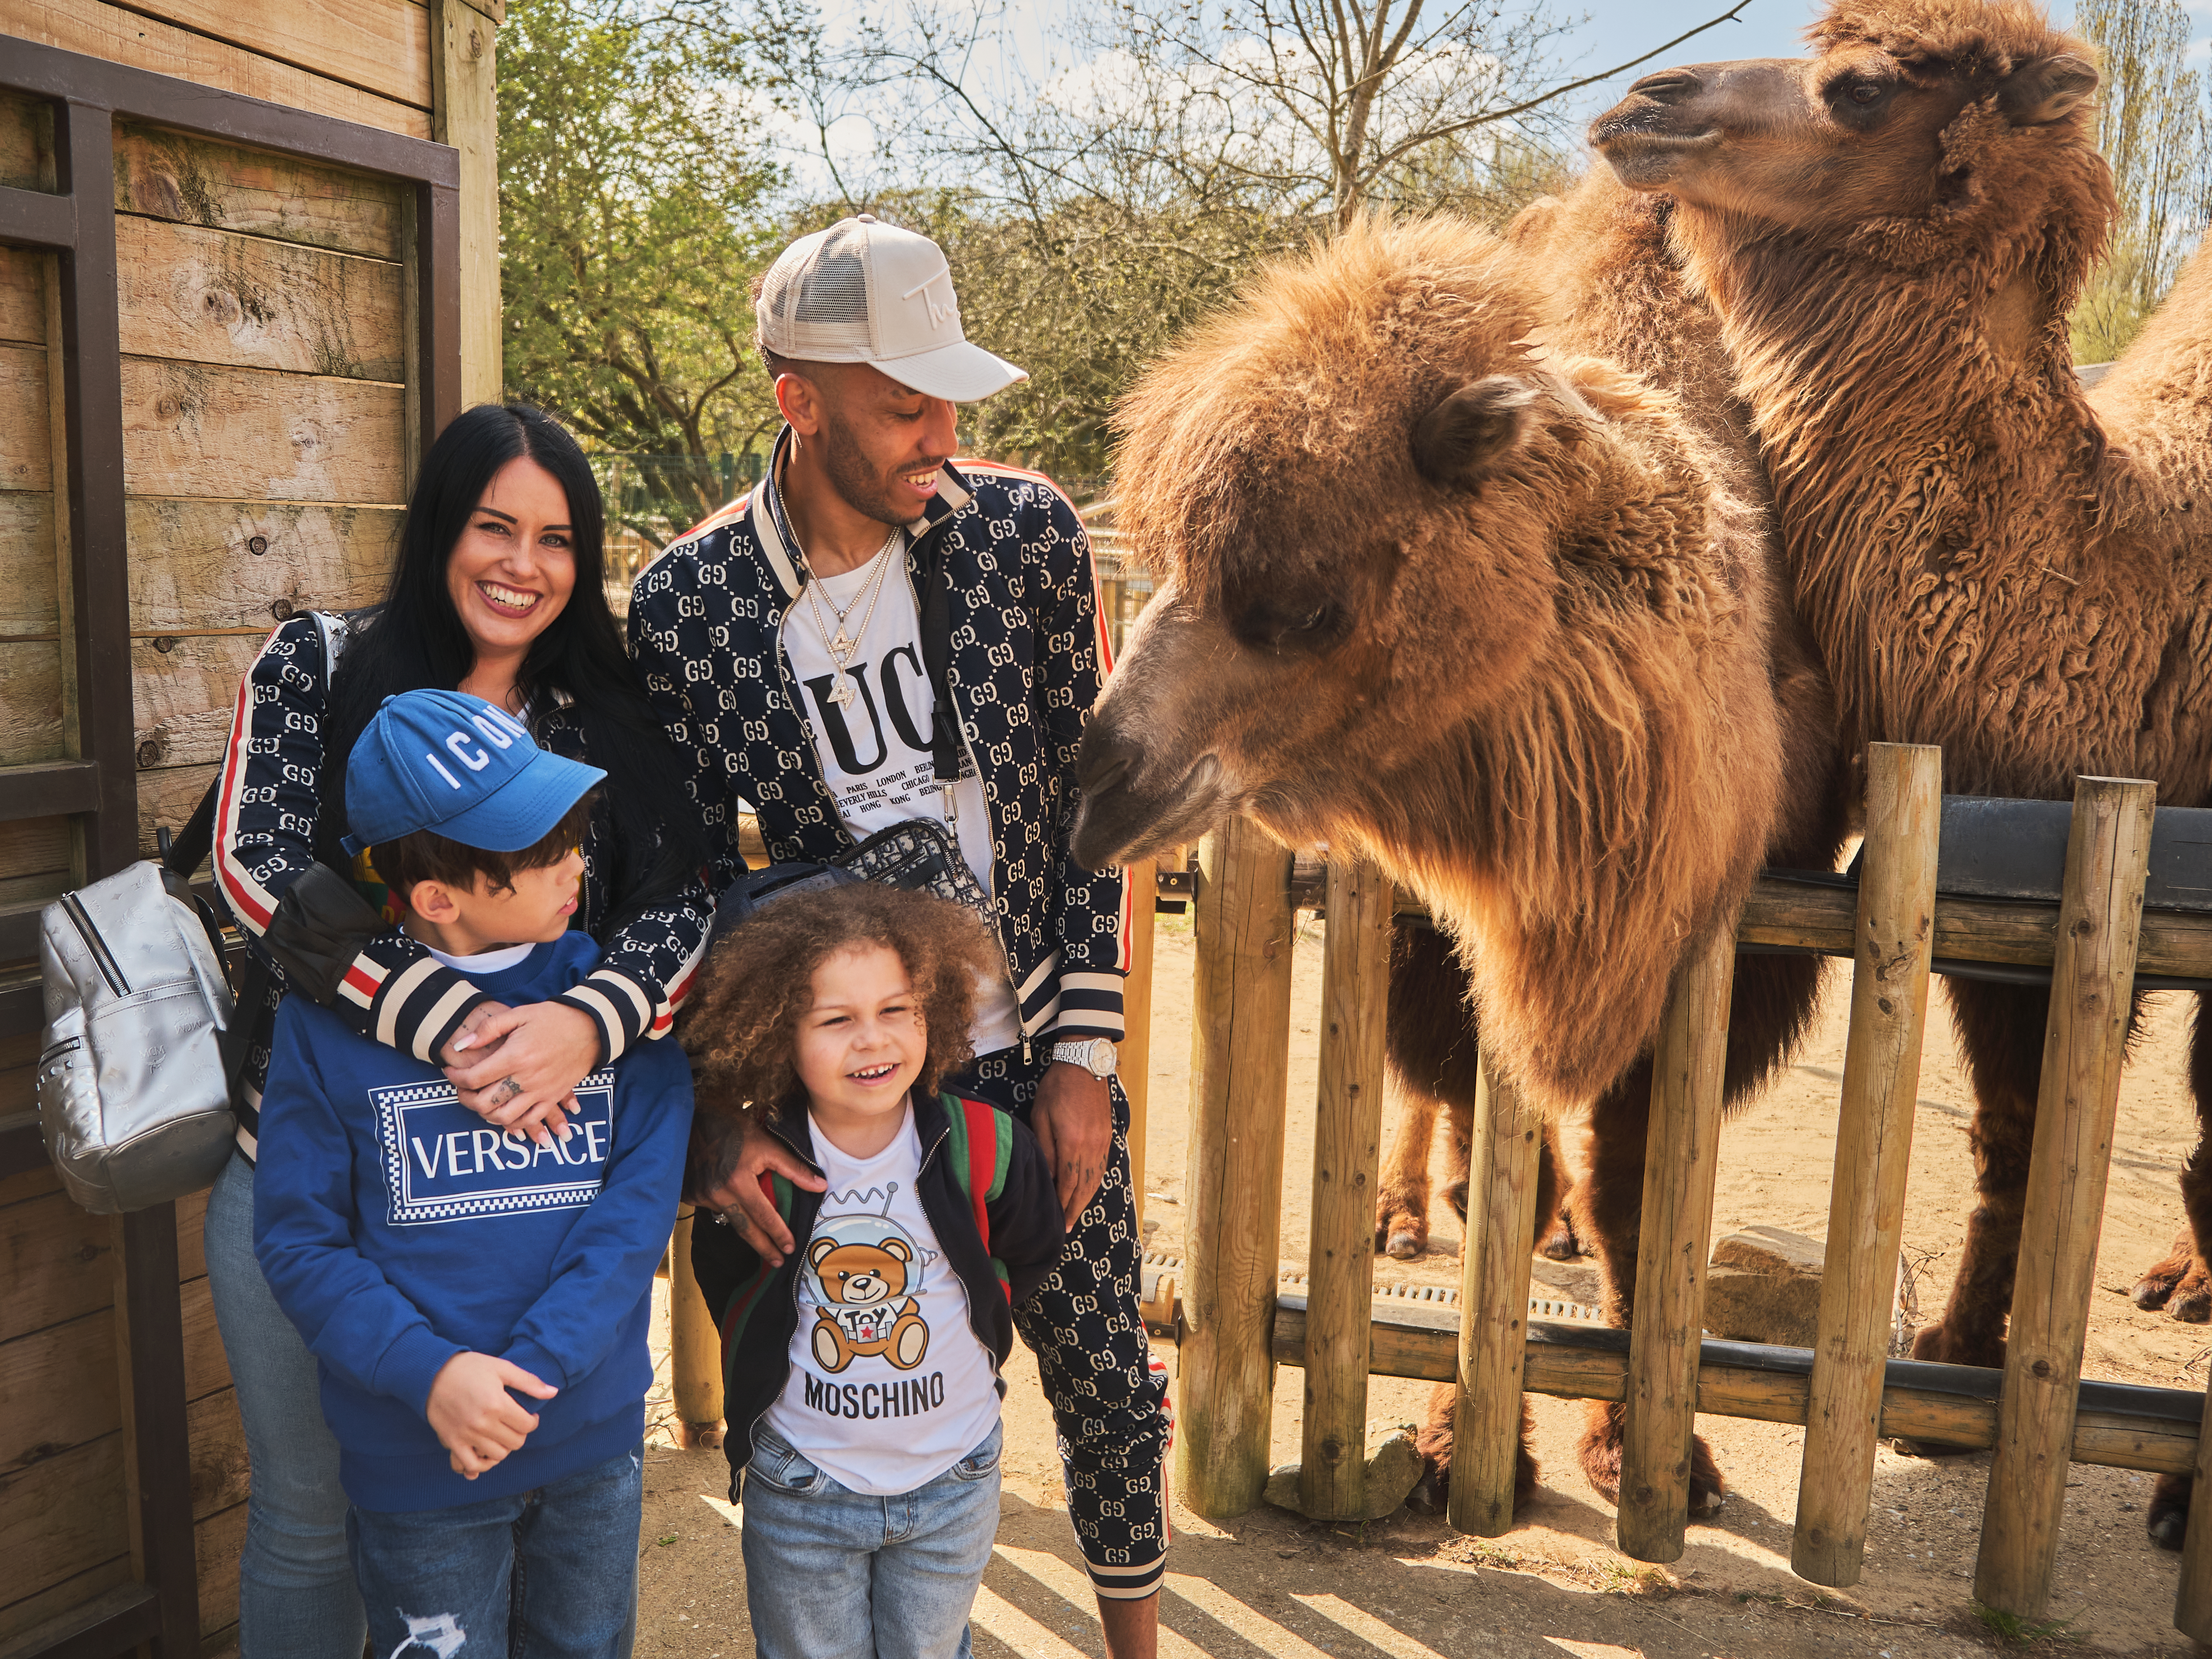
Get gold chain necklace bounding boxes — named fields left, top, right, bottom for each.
left=801, top=527, right=903, bottom=707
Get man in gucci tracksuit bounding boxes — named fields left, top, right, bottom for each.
left=628, top=215, right=1168, bottom=1656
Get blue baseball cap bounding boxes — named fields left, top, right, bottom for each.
left=341, top=689, right=606, bottom=857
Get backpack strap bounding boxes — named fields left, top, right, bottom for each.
left=941, top=1092, right=1013, bottom=1301
left=716, top=1175, right=797, bottom=1380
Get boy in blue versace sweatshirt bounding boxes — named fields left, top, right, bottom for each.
left=254, top=689, right=692, bottom=1659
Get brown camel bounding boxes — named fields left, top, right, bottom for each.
left=1071, top=209, right=1848, bottom=1514
left=1374, top=172, right=1851, bottom=1269
left=1592, top=0, right=2212, bottom=1545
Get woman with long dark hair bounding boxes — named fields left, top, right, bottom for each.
left=204, top=404, right=712, bottom=1655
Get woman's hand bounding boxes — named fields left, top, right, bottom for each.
left=426, top=1351, right=556, bottom=1478
left=440, top=1001, right=601, bottom=1142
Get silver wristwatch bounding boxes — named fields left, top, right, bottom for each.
left=1051, top=1037, right=1118, bottom=1079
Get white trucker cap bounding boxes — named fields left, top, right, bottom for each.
left=756, top=215, right=1028, bottom=403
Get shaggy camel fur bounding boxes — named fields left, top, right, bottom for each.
left=1593, top=0, right=2212, bottom=1544
left=1373, top=173, right=1852, bottom=1264
left=1071, top=212, right=1847, bottom=1512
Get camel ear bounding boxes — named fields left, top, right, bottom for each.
left=1412, top=376, right=1542, bottom=490
left=1997, top=54, right=2096, bottom=126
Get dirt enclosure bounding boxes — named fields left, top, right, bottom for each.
left=631, top=912, right=2210, bottom=1657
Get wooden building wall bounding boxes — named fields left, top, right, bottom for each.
left=0, top=0, right=498, bottom=1646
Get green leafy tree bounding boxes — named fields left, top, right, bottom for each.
left=499, top=0, right=788, bottom=549
left=2072, top=0, right=2211, bottom=363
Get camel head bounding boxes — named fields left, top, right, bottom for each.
left=1590, top=0, right=2103, bottom=262
left=1070, top=217, right=1731, bottom=881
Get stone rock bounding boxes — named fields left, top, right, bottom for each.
left=1263, top=1421, right=1424, bottom=1521
left=1704, top=1224, right=1826, bottom=1349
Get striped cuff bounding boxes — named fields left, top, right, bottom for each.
left=1050, top=970, right=1125, bottom=1042
left=554, top=966, right=657, bottom=1066
left=372, top=958, right=496, bottom=1064
left=1086, top=1553, right=1167, bottom=1600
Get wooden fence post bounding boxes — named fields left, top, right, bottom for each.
left=1299, top=859, right=1391, bottom=1518
left=1617, top=923, right=1737, bottom=1562
left=1447, top=1053, right=1542, bottom=1536
left=1177, top=818, right=1297, bottom=1518
left=1121, top=858, right=1156, bottom=1227
left=2173, top=1381, right=2212, bottom=1637
left=1794, top=742, right=1942, bottom=1586
left=1975, top=776, right=2155, bottom=1618
left=669, top=1206, right=725, bottom=1450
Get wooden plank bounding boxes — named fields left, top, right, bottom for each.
left=1449, top=1055, right=1540, bottom=1536
left=0, top=246, right=45, bottom=347
left=180, top=1271, right=229, bottom=1403
left=1120, top=859, right=1154, bottom=1221
left=121, top=357, right=406, bottom=503
left=2178, top=1387, right=2212, bottom=1635
left=1794, top=743, right=1942, bottom=1587
left=132, top=633, right=258, bottom=770
left=1299, top=857, right=1388, bottom=1520
left=100, top=0, right=432, bottom=109
left=1977, top=776, right=2156, bottom=1619
left=176, top=1186, right=208, bottom=1284
left=0, top=1308, right=119, bottom=1475
left=0, top=89, right=55, bottom=193
left=128, top=498, right=395, bottom=632
left=185, top=1388, right=245, bottom=1522
left=0, top=0, right=433, bottom=139
left=430, top=0, right=499, bottom=403
left=0, top=641, right=65, bottom=765
left=116, top=216, right=404, bottom=382
left=115, top=121, right=406, bottom=261
left=0, top=342, right=52, bottom=492
left=1617, top=925, right=1736, bottom=1563
left=0, top=1553, right=134, bottom=1648
left=1177, top=818, right=1296, bottom=1519
left=0, top=1190, right=117, bottom=1346
left=0, top=1431, right=128, bottom=1606
left=193, top=1498, right=244, bottom=1639
left=0, top=495, right=60, bottom=639
left=0, top=817, right=70, bottom=885
left=0, top=1164, right=60, bottom=1208
left=136, top=762, right=217, bottom=861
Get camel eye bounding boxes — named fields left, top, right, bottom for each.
left=1845, top=80, right=1883, bottom=106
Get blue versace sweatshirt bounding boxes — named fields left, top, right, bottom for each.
left=252, top=931, right=693, bottom=1512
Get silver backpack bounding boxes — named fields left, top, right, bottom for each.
left=36, top=792, right=240, bottom=1213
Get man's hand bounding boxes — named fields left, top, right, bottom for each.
left=1032, top=1061, right=1113, bottom=1222
left=425, top=1352, right=557, bottom=1479
left=689, top=1104, right=824, bottom=1267
left=442, top=1001, right=602, bottom=1144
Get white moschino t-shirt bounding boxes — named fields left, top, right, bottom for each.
left=782, top=545, right=1020, bottom=1055
left=762, top=1104, right=1002, bottom=1496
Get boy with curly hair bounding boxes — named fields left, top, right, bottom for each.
left=680, top=883, right=1065, bottom=1659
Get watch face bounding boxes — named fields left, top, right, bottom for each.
left=1089, top=1039, right=1116, bottom=1075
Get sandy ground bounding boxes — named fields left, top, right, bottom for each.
left=632, top=912, right=2212, bottom=1658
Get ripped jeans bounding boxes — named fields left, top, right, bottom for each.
left=347, top=1442, right=642, bottom=1659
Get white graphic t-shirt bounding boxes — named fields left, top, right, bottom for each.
left=782, top=548, right=1019, bottom=1054
left=762, top=1103, right=1002, bottom=1495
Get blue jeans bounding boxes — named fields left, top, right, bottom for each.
left=349, top=1443, right=644, bottom=1659
left=741, top=1420, right=1003, bottom=1659
left=204, top=1149, right=369, bottom=1658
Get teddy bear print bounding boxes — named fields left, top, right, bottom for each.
left=808, top=1233, right=930, bottom=1373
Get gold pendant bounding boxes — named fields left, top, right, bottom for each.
left=828, top=677, right=857, bottom=708
left=829, top=628, right=854, bottom=655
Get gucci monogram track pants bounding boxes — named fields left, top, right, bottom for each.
left=946, top=1048, right=1171, bottom=1602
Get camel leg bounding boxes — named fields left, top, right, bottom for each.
left=1378, top=920, right=1479, bottom=1259
left=1908, top=980, right=2082, bottom=1372
left=1376, top=1086, right=1444, bottom=1259
left=2140, top=995, right=2212, bottom=1550
left=2132, top=995, right=2212, bottom=1324
left=1538, top=1116, right=1589, bottom=1260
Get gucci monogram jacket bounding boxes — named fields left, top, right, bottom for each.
left=628, top=444, right=1131, bottom=1050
